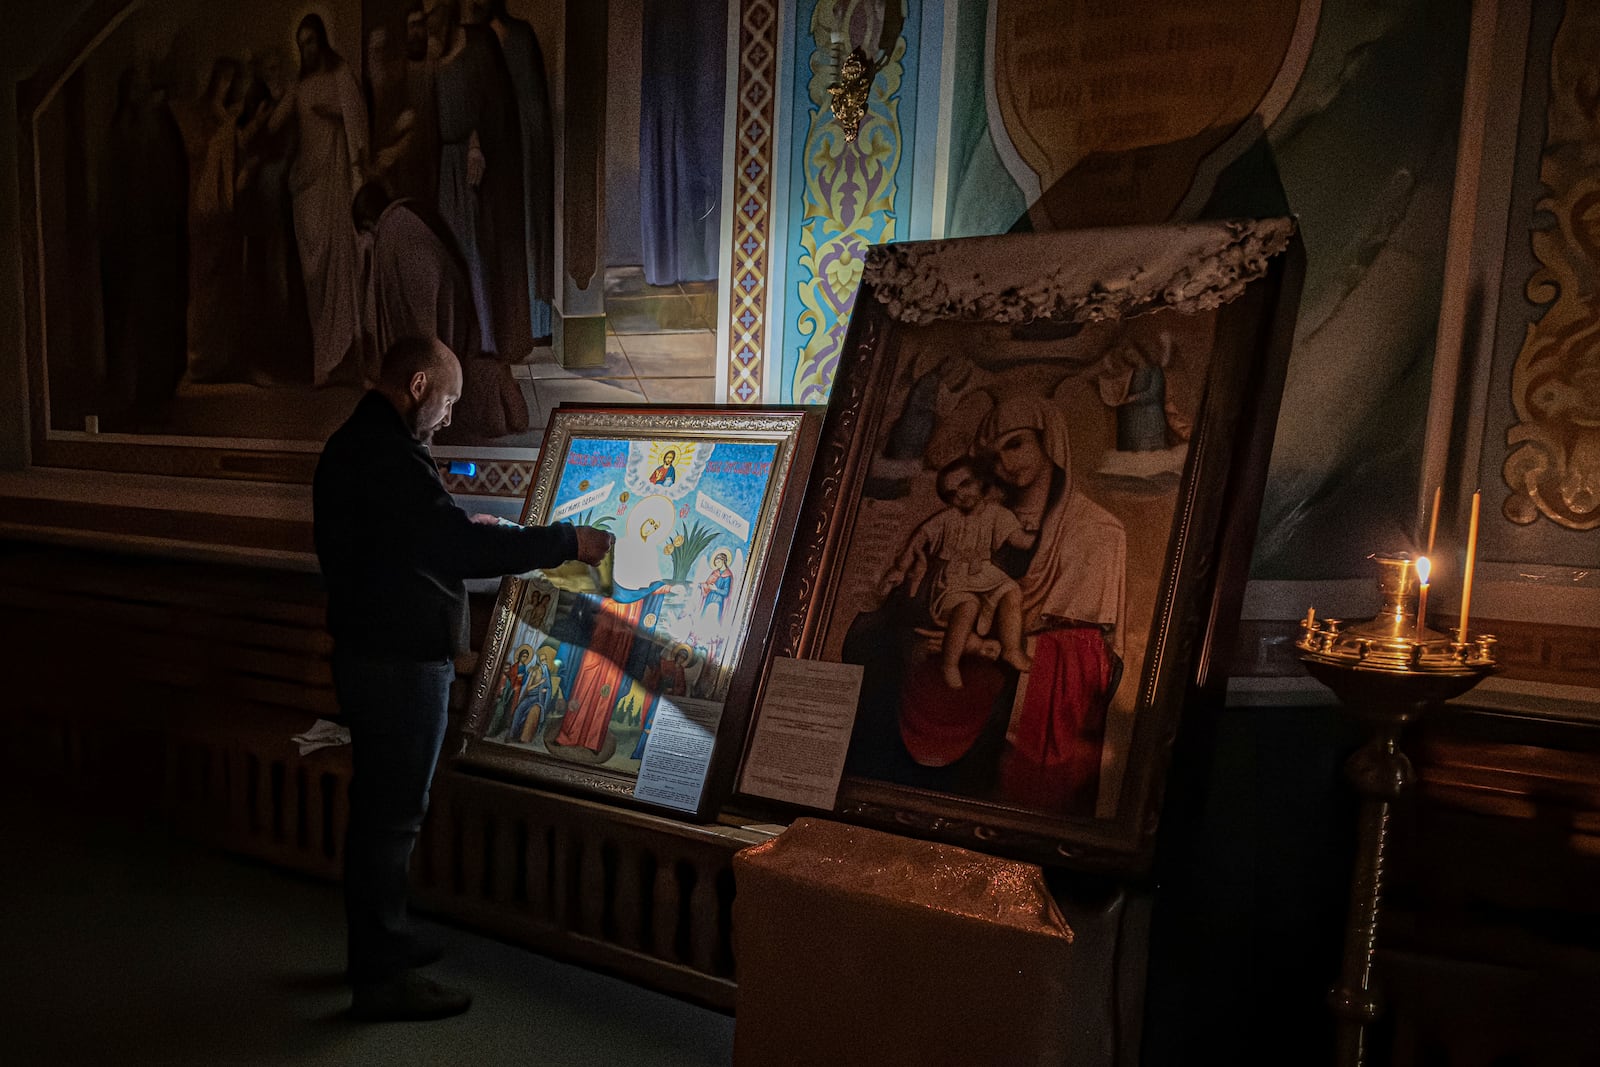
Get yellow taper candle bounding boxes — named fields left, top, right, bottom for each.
left=1426, top=485, right=1442, bottom=556
left=1458, top=490, right=1481, bottom=640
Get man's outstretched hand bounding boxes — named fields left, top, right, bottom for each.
left=574, top=525, right=615, bottom=565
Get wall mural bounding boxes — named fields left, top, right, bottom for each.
left=1247, top=0, right=1469, bottom=580
left=20, top=0, right=1477, bottom=584
left=941, top=0, right=1311, bottom=237
left=928, top=0, right=1469, bottom=583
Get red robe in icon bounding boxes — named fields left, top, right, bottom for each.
left=554, top=581, right=668, bottom=752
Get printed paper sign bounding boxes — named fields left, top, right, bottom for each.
left=634, top=696, right=726, bottom=812
left=739, top=657, right=863, bottom=810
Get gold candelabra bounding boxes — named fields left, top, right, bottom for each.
left=1297, top=553, right=1496, bottom=1067
left=1298, top=554, right=1498, bottom=681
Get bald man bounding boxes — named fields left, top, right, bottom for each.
left=313, top=337, right=611, bottom=1021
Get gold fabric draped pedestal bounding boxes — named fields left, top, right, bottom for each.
left=732, top=817, right=1075, bottom=1067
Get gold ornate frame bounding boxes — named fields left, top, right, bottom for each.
left=458, top=404, right=824, bottom=817
left=737, top=223, right=1303, bottom=872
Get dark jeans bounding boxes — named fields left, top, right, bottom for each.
left=332, top=652, right=454, bottom=985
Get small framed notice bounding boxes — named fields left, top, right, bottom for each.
left=633, top=696, right=725, bottom=813
left=738, top=657, right=863, bottom=810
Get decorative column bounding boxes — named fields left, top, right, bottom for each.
left=722, top=0, right=780, bottom=403
left=556, top=0, right=608, bottom=368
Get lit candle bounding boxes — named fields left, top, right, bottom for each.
left=1426, top=485, right=1442, bottom=556
left=1414, top=556, right=1430, bottom=643
left=1458, top=490, right=1481, bottom=641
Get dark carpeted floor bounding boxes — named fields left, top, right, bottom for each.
left=0, top=796, right=734, bottom=1066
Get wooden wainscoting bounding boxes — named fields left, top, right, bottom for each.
left=0, top=541, right=760, bottom=1011
left=416, top=771, right=759, bottom=1006
left=1376, top=707, right=1600, bottom=1065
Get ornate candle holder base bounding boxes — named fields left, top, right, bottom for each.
left=1297, top=555, right=1496, bottom=1067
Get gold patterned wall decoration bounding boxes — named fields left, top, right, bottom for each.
left=790, top=0, right=907, bottom=404
left=1503, top=3, right=1600, bottom=530
left=725, top=0, right=782, bottom=404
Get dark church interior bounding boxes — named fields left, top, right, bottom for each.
left=4, top=1, right=1599, bottom=1065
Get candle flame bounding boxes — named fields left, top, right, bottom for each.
left=1415, top=556, right=1431, bottom=586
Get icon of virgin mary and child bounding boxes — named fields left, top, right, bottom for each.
left=842, top=395, right=1127, bottom=816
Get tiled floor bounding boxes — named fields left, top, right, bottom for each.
left=507, top=266, right=718, bottom=433
left=603, top=265, right=718, bottom=335
left=512, top=326, right=718, bottom=430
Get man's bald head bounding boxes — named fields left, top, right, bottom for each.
left=378, top=337, right=462, bottom=443
left=379, top=337, right=457, bottom=390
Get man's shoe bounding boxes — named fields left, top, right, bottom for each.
left=345, top=940, right=443, bottom=982
left=349, top=971, right=471, bottom=1022
left=407, top=940, right=445, bottom=969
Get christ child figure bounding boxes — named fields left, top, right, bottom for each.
left=879, top=456, right=1037, bottom=688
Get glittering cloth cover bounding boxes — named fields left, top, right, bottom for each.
left=732, top=817, right=1075, bottom=1067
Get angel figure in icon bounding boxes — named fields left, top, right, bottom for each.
left=699, top=548, right=735, bottom=623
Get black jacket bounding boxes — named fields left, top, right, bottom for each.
left=313, top=392, right=578, bottom=660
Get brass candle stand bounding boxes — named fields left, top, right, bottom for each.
left=1296, top=554, right=1496, bottom=1067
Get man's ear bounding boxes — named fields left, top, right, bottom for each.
left=409, top=370, right=429, bottom=401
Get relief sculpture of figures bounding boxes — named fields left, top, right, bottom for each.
left=481, top=0, right=556, bottom=341
left=53, top=0, right=572, bottom=446
left=271, top=14, right=368, bottom=388
left=98, top=64, right=189, bottom=426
